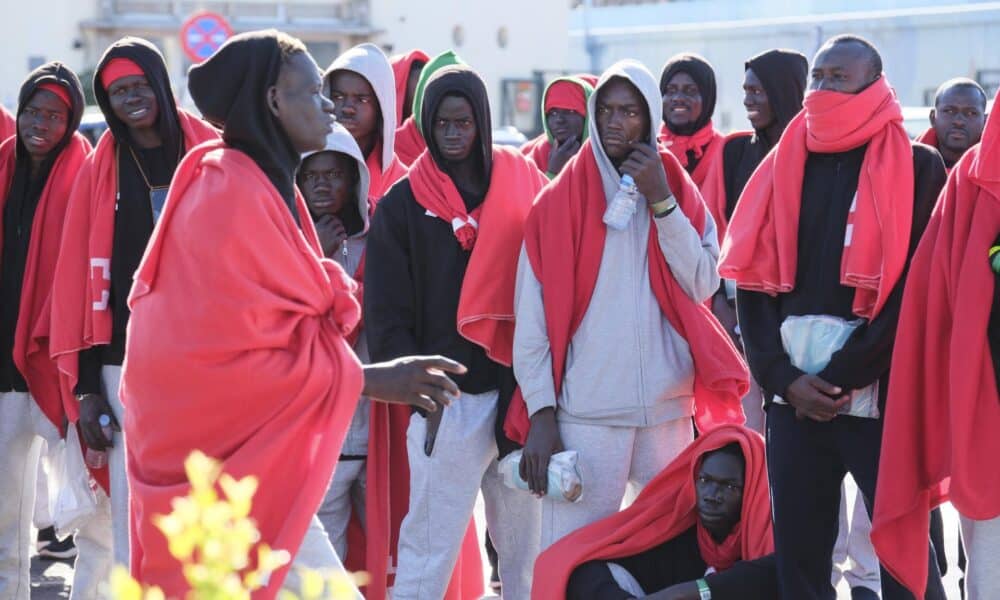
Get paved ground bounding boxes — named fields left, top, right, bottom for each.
left=33, top=495, right=966, bottom=599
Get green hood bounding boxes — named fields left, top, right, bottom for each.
left=540, top=75, right=595, bottom=144
left=411, top=50, right=466, bottom=136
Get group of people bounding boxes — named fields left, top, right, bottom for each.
left=0, top=24, right=996, bottom=600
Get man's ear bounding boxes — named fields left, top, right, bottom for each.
left=929, top=108, right=937, bottom=128
left=267, top=86, right=280, bottom=118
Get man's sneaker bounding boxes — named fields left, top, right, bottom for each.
left=38, top=534, right=77, bottom=560
left=36, top=526, right=57, bottom=553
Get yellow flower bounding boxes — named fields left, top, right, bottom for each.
left=184, top=450, right=222, bottom=492
left=219, top=474, right=258, bottom=519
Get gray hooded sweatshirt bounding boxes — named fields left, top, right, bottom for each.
left=324, top=43, right=398, bottom=175
left=512, top=59, right=721, bottom=428
left=302, top=124, right=372, bottom=455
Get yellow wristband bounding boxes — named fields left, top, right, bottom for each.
left=650, top=198, right=677, bottom=217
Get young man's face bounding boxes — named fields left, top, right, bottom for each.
left=662, top=71, right=703, bottom=129
left=107, top=74, right=159, bottom=132
left=930, top=86, right=987, bottom=157
left=18, top=88, right=69, bottom=163
left=695, top=450, right=745, bottom=541
left=328, top=70, right=380, bottom=150
left=743, top=68, right=774, bottom=131
left=809, top=42, right=876, bottom=94
left=271, top=52, right=336, bottom=154
left=546, top=108, right=585, bottom=145
left=432, top=94, right=477, bottom=163
left=299, top=151, right=356, bottom=218
left=595, top=78, right=649, bottom=161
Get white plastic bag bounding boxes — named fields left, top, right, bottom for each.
left=775, top=314, right=880, bottom=419
left=499, top=449, right=583, bottom=502
left=53, top=426, right=99, bottom=538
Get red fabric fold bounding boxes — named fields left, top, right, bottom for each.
left=0, top=106, right=14, bottom=142
left=0, top=133, right=92, bottom=433
left=50, top=110, right=218, bottom=424
left=505, top=141, right=747, bottom=443
left=916, top=127, right=952, bottom=175
left=394, top=117, right=425, bottom=167
left=531, top=424, right=773, bottom=599
left=520, top=134, right=551, bottom=174
left=699, top=130, right=752, bottom=244
left=366, top=141, right=408, bottom=204
left=719, top=77, right=913, bottom=321
left=122, top=140, right=363, bottom=598
left=659, top=121, right=725, bottom=188
left=872, top=99, right=1000, bottom=597
left=390, top=49, right=430, bottom=125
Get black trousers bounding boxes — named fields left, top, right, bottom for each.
left=766, top=404, right=946, bottom=600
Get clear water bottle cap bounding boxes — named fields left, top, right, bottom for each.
left=98, top=414, right=112, bottom=427
left=621, top=174, right=635, bottom=185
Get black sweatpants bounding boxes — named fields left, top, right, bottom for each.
left=766, top=404, right=946, bottom=600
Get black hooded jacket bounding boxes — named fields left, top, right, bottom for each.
left=187, top=29, right=302, bottom=223
left=76, top=38, right=185, bottom=394
left=720, top=49, right=808, bottom=220
left=1, top=62, right=85, bottom=392
left=365, top=65, right=519, bottom=452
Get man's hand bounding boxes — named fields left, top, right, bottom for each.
left=620, top=142, right=672, bottom=205
left=645, top=581, right=702, bottom=600
left=547, top=137, right=581, bottom=176
left=78, top=393, right=117, bottom=451
left=362, top=356, right=466, bottom=413
left=785, top=374, right=850, bottom=422
left=315, top=214, right=347, bottom=257
left=519, top=407, right=563, bottom=497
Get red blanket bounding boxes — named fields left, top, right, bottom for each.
left=121, top=140, right=363, bottom=598
left=49, top=110, right=218, bottom=422
left=505, top=142, right=747, bottom=442
left=659, top=121, right=725, bottom=189
left=521, top=134, right=551, bottom=174
left=699, top=130, right=752, bottom=245
left=394, top=117, right=424, bottom=167
left=0, top=106, right=14, bottom=142
left=409, top=145, right=546, bottom=363
left=0, top=133, right=91, bottom=432
left=916, top=127, right=952, bottom=175
left=872, top=99, right=1000, bottom=597
left=719, top=77, right=913, bottom=321
left=532, top=424, right=773, bottom=598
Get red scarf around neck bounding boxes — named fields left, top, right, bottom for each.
left=872, top=98, right=1000, bottom=597
left=0, top=133, right=91, bottom=433
left=507, top=141, right=747, bottom=440
left=532, top=425, right=772, bottom=598
left=719, top=77, right=913, bottom=321
left=659, top=120, right=724, bottom=188
left=700, top=130, right=753, bottom=244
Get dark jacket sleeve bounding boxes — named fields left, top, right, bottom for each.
left=74, top=346, right=104, bottom=396
left=737, top=289, right=804, bottom=399
left=363, top=190, right=421, bottom=362
left=818, top=144, right=947, bottom=390
left=704, top=554, right=778, bottom=599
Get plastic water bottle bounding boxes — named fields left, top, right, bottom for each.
left=84, top=414, right=114, bottom=469
left=603, top=174, right=641, bottom=230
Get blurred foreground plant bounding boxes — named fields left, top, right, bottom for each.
left=112, top=450, right=366, bottom=600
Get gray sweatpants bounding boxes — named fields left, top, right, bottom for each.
left=0, top=391, right=112, bottom=599
left=960, top=513, right=1000, bottom=600
left=541, top=417, right=693, bottom=550
left=831, top=476, right=881, bottom=594
left=317, top=458, right=367, bottom=559
left=281, top=515, right=362, bottom=598
left=392, top=390, right=541, bottom=600
left=101, top=365, right=130, bottom=567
